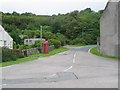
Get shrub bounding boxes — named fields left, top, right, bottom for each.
left=12, top=49, right=24, bottom=58
left=34, top=40, right=42, bottom=48
left=55, top=33, right=67, bottom=46
left=43, top=31, right=56, bottom=39
left=48, top=39, right=61, bottom=48
left=2, top=47, right=17, bottom=62
left=23, top=44, right=31, bottom=49
left=18, top=44, right=33, bottom=49
left=70, top=38, right=86, bottom=45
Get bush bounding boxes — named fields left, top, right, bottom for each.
left=18, top=44, right=34, bottom=49
left=12, top=49, right=24, bottom=58
left=55, top=33, right=67, bottom=46
left=48, top=39, right=61, bottom=48
left=2, top=47, right=17, bottom=62
left=23, top=44, right=31, bottom=49
left=34, top=40, right=42, bottom=48
left=70, top=38, right=86, bottom=45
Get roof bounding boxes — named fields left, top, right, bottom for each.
left=0, top=25, right=13, bottom=40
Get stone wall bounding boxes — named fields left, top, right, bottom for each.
left=22, top=45, right=55, bottom=57
left=48, top=45, right=54, bottom=52
left=22, top=48, right=40, bottom=57
left=100, top=0, right=120, bottom=57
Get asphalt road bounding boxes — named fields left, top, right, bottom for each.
left=1, top=46, right=118, bottom=88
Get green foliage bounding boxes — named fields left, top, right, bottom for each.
left=34, top=40, right=42, bottom=48
left=2, top=8, right=103, bottom=46
left=55, top=33, right=67, bottom=46
left=31, top=47, right=69, bottom=57
left=12, top=49, right=24, bottom=58
left=18, top=44, right=33, bottom=49
left=70, top=38, right=86, bottom=45
left=90, top=47, right=119, bottom=60
left=0, top=47, right=69, bottom=67
left=10, top=30, right=22, bottom=44
left=49, top=39, right=61, bottom=48
left=43, top=31, right=56, bottom=39
left=2, top=47, right=17, bottom=62
left=1, top=57, right=38, bottom=67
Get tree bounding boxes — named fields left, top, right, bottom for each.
left=2, top=8, right=102, bottom=45
left=12, top=11, right=20, bottom=16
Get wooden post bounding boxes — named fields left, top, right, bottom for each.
left=40, top=25, right=42, bottom=53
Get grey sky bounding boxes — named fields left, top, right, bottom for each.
left=1, top=0, right=108, bottom=15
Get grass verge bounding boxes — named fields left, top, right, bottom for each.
left=0, top=47, right=69, bottom=67
left=31, top=47, right=69, bottom=57
left=90, top=47, right=119, bottom=60
left=0, top=57, right=38, bottom=67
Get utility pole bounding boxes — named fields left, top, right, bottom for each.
left=40, top=25, right=42, bottom=40
left=40, top=25, right=43, bottom=52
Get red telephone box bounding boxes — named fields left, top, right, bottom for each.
left=42, top=40, right=49, bottom=54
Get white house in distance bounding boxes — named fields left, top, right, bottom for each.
left=24, top=38, right=45, bottom=45
left=0, top=25, right=13, bottom=49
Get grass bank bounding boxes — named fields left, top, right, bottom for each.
left=31, top=47, right=69, bottom=57
left=0, top=47, right=69, bottom=67
left=90, top=47, right=119, bottom=60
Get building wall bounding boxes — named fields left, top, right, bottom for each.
left=118, top=1, right=120, bottom=56
left=100, top=1, right=120, bottom=57
left=0, top=25, right=13, bottom=49
left=24, top=38, right=45, bottom=45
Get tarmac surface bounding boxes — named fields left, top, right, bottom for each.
left=1, top=46, right=118, bottom=88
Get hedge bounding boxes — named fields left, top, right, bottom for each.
left=2, top=47, right=17, bottom=62
left=48, top=39, right=61, bottom=48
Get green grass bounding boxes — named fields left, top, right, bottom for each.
left=31, top=47, right=69, bottom=57
left=0, top=57, right=38, bottom=67
left=90, top=47, right=120, bottom=60
left=0, top=47, right=69, bottom=67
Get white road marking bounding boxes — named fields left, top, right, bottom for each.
left=73, top=52, right=77, bottom=63
left=88, top=47, right=96, bottom=55
left=73, top=58, right=75, bottom=63
left=88, top=47, right=92, bottom=54
left=74, top=54, right=76, bottom=58
left=64, top=66, right=73, bottom=72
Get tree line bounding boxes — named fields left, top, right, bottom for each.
left=1, top=8, right=103, bottom=46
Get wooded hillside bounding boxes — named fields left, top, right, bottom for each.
left=1, top=8, right=103, bottom=45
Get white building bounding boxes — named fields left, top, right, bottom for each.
left=24, top=38, right=45, bottom=45
left=0, top=25, right=13, bottom=49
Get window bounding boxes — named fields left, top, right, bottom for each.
left=29, top=40, right=32, bottom=44
left=4, top=41, right=7, bottom=46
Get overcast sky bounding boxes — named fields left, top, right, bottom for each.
left=0, top=0, right=108, bottom=15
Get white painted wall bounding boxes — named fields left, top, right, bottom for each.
left=0, top=25, right=13, bottom=49
left=24, top=38, right=45, bottom=45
